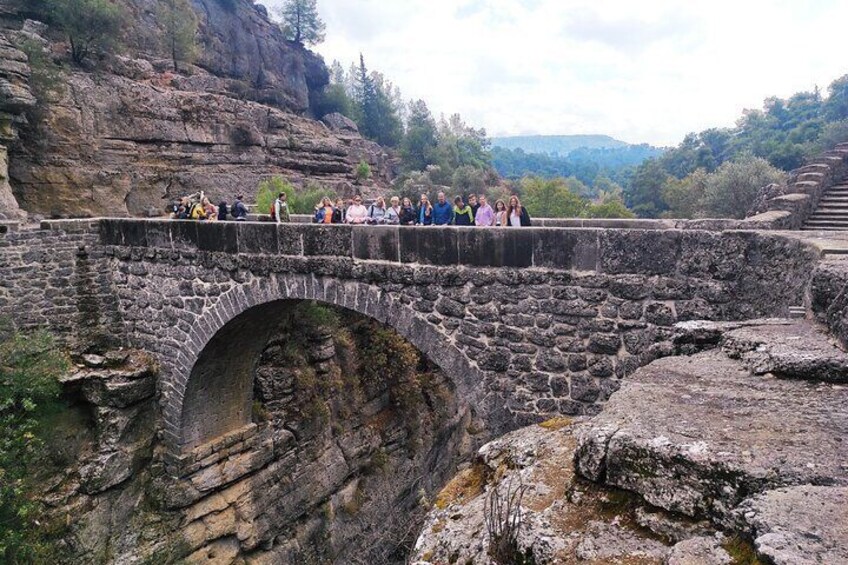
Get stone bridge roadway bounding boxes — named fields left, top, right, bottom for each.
left=88, top=219, right=822, bottom=475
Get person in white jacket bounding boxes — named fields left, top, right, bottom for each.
left=345, top=195, right=368, bottom=224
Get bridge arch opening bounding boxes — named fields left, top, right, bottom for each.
left=176, top=284, right=498, bottom=452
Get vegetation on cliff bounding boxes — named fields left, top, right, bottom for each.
left=19, top=0, right=125, bottom=64
left=157, top=0, right=199, bottom=72
left=0, top=320, right=68, bottom=563
left=626, top=75, right=848, bottom=218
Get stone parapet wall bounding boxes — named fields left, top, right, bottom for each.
left=260, top=214, right=770, bottom=230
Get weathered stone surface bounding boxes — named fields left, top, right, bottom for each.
left=810, top=259, right=848, bottom=347
left=412, top=421, right=727, bottom=564
left=322, top=112, right=359, bottom=134
left=666, top=536, right=732, bottom=565
left=736, top=486, right=848, bottom=565
left=721, top=321, right=848, bottom=382
left=575, top=350, right=848, bottom=523
left=9, top=69, right=391, bottom=217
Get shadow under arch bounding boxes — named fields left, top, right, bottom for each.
left=168, top=274, right=502, bottom=453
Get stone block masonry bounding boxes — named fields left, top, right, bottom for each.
left=0, top=218, right=826, bottom=458
left=0, top=220, right=122, bottom=349
left=92, top=220, right=820, bottom=457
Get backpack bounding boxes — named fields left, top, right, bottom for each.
left=270, top=201, right=276, bottom=221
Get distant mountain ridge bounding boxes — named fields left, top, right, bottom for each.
left=491, top=134, right=630, bottom=156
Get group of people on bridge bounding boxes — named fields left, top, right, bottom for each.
left=169, top=192, right=248, bottom=222
left=302, top=192, right=532, bottom=227
left=170, top=191, right=532, bottom=227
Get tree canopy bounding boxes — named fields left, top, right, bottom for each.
left=278, top=0, right=326, bottom=46
left=156, top=0, right=199, bottom=72
left=622, top=74, right=848, bottom=218
left=54, top=0, right=124, bottom=64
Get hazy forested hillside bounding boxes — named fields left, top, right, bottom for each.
left=492, top=144, right=665, bottom=188
left=490, top=134, right=628, bottom=155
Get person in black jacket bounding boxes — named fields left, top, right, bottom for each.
left=468, top=194, right=480, bottom=219
left=332, top=198, right=346, bottom=223
left=453, top=196, right=475, bottom=226
left=400, top=197, right=417, bottom=225
left=506, top=195, right=532, bottom=226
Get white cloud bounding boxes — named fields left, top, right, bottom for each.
left=260, top=0, right=848, bottom=146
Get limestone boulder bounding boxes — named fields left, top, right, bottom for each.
left=736, top=486, right=848, bottom=565
left=575, top=349, right=848, bottom=524
left=322, top=112, right=359, bottom=135
left=412, top=420, right=723, bottom=564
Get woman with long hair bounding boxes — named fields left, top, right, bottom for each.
left=400, top=197, right=416, bottom=225
left=417, top=193, right=433, bottom=225
left=368, top=196, right=387, bottom=224
left=202, top=197, right=218, bottom=221
left=507, top=195, right=531, bottom=227
left=313, top=196, right=335, bottom=224
left=494, top=199, right=508, bottom=227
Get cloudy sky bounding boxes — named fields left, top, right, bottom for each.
left=260, top=0, right=848, bottom=146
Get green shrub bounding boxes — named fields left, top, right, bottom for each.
left=0, top=320, right=70, bottom=563
left=15, top=39, right=64, bottom=105
left=701, top=156, right=785, bottom=219
left=255, top=176, right=290, bottom=217
left=255, top=176, right=337, bottom=215
left=297, top=301, right=340, bottom=331
left=355, top=160, right=372, bottom=182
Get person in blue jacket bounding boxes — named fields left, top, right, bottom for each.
left=417, top=193, right=433, bottom=225
left=432, top=191, right=454, bottom=225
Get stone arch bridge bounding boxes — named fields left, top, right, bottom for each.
left=0, top=219, right=823, bottom=477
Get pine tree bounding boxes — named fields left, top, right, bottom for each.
left=401, top=100, right=438, bottom=171
left=278, top=0, right=326, bottom=46
left=354, top=54, right=403, bottom=147
left=54, top=0, right=125, bottom=64
left=157, top=0, right=198, bottom=72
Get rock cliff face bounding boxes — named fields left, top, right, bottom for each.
left=0, top=0, right=394, bottom=218
left=40, top=304, right=484, bottom=564
left=121, top=0, right=329, bottom=114
left=0, top=20, right=34, bottom=219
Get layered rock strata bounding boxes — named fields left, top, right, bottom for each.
left=0, top=27, right=33, bottom=219
left=41, top=306, right=484, bottom=563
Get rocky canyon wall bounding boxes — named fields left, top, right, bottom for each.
left=0, top=0, right=394, bottom=219
left=34, top=303, right=484, bottom=564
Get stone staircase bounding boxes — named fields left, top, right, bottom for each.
left=804, top=181, right=848, bottom=230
